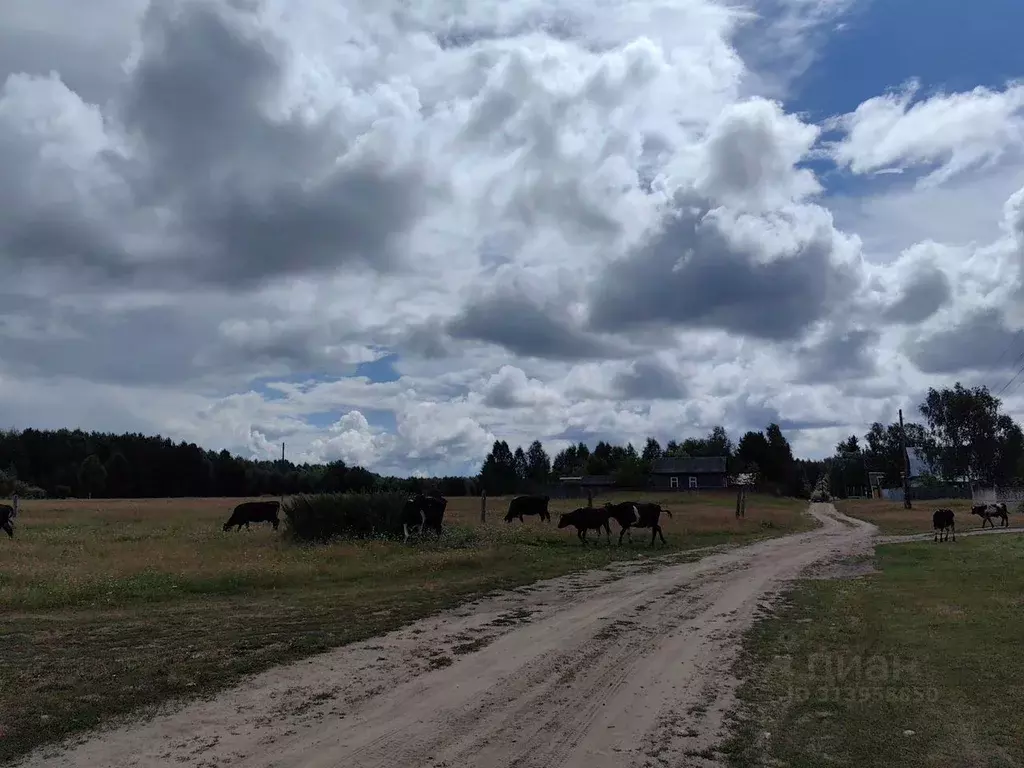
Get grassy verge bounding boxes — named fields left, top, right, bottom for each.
left=836, top=497, right=1024, bottom=535
left=1, top=492, right=813, bottom=762
left=722, top=535, right=1024, bottom=767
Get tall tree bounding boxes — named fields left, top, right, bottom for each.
left=736, top=430, right=770, bottom=474
left=77, top=454, right=107, bottom=498
left=918, top=383, right=1024, bottom=484
left=525, top=440, right=551, bottom=483
left=104, top=452, right=132, bottom=497
left=641, top=437, right=663, bottom=467
left=513, top=446, right=529, bottom=481
left=480, top=440, right=518, bottom=494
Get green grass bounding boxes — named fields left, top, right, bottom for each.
left=0, top=492, right=813, bottom=763
left=723, top=535, right=1024, bottom=767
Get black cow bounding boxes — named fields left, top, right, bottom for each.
left=504, top=495, right=551, bottom=523
left=932, top=508, right=955, bottom=542
left=971, top=503, right=1008, bottom=529
left=402, top=493, right=447, bottom=542
left=604, top=500, right=672, bottom=546
left=1, top=505, right=14, bottom=539
left=557, top=507, right=612, bottom=545
left=1, top=494, right=18, bottom=539
left=222, top=500, right=281, bottom=532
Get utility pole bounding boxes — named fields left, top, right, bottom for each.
left=899, top=409, right=912, bottom=509
left=280, top=443, right=286, bottom=511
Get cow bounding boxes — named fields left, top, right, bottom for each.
left=556, top=507, right=612, bottom=545
left=604, top=500, right=671, bottom=546
left=504, top=495, right=551, bottom=524
left=402, top=493, right=447, bottom=542
left=222, top=500, right=281, bottom=532
left=971, top=503, right=1008, bottom=529
left=933, top=508, right=955, bottom=542
left=1, top=494, right=18, bottom=539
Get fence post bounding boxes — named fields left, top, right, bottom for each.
left=481, top=491, right=487, bottom=523
left=587, top=489, right=593, bottom=508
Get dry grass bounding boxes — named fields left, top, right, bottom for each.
left=835, top=497, right=1022, bottom=535
left=0, top=491, right=812, bottom=762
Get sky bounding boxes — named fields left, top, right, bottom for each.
left=1, top=0, right=1024, bottom=477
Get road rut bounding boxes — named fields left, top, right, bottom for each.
left=20, top=503, right=874, bottom=768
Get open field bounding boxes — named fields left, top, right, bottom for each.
left=836, top=496, right=1024, bottom=535
left=0, top=491, right=812, bottom=763
left=723, top=534, right=1024, bottom=767
left=12, top=502, right=865, bottom=768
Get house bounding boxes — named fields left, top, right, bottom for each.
left=905, top=447, right=971, bottom=487
left=648, top=456, right=728, bottom=491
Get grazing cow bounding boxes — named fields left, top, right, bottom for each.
left=222, top=500, right=280, bottom=532
left=604, top=501, right=671, bottom=546
left=504, top=495, right=551, bottom=524
left=932, top=508, right=955, bottom=542
left=402, top=493, right=447, bottom=542
left=1, top=494, right=18, bottom=539
left=971, top=503, right=1008, bottom=529
left=557, top=507, right=612, bottom=545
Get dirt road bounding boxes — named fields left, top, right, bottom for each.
left=21, top=503, right=874, bottom=768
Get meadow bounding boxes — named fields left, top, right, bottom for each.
left=0, top=490, right=812, bottom=763
left=724, top=506, right=1024, bottom=767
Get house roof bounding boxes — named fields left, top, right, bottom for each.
left=558, top=475, right=617, bottom=486
left=650, top=456, right=727, bottom=474
left=906, top=447, right=932, bottom=478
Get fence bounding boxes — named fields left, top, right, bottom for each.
left=880, top=485, right=972, bottom=501
left=971, top=486, right=1024, bottom=504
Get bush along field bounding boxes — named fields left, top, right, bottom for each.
left=1, top=490, right=814, bottom=763
left=721, top=535, right=1024, bottom=768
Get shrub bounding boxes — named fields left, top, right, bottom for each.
left=283, top=492, right=410, bottom=542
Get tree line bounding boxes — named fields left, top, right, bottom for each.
left=0, top=428, right=472, bottom=500
left=827, top=382, right=1024, bottom=497
left=2, top=383, right=1018, bottom=501
left=478, top=422, right=822, bottom=497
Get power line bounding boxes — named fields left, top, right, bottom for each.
left=996, top=349, right=1024, bottom=397
left=992, top=328, right=1023, bottom=371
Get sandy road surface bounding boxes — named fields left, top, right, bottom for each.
left=20, top=504, right=875, bottom=768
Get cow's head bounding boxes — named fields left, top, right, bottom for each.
left=557, top=513, right=572, bottom=529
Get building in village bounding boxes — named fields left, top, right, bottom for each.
left=647, top=456, right=729, bottom=491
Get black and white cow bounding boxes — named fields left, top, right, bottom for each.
left=971, top=502, right=1008, bottom=529
left=402, top=493, right=447, bottom=542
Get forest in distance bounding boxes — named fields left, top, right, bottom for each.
left=0, top=383, right=1020, bottom=500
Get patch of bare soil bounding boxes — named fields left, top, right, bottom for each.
left=17, top=504, right=873, bottom=768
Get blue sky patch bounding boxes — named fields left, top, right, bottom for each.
left=353, top=353, right=401, bottom=383
left=790, top=0, right=1024, bottom=122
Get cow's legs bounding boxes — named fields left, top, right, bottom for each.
left=951, top=522, right=955, bottom=541
left=618, top=526, right=627, bottom=545
left=417, top=509, right=427, bottom=534
left=2, top=521, right=12, bottom=538
left=656, top=524, right=666, bottom=545
left=403, top=523, right=411, bottom=543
